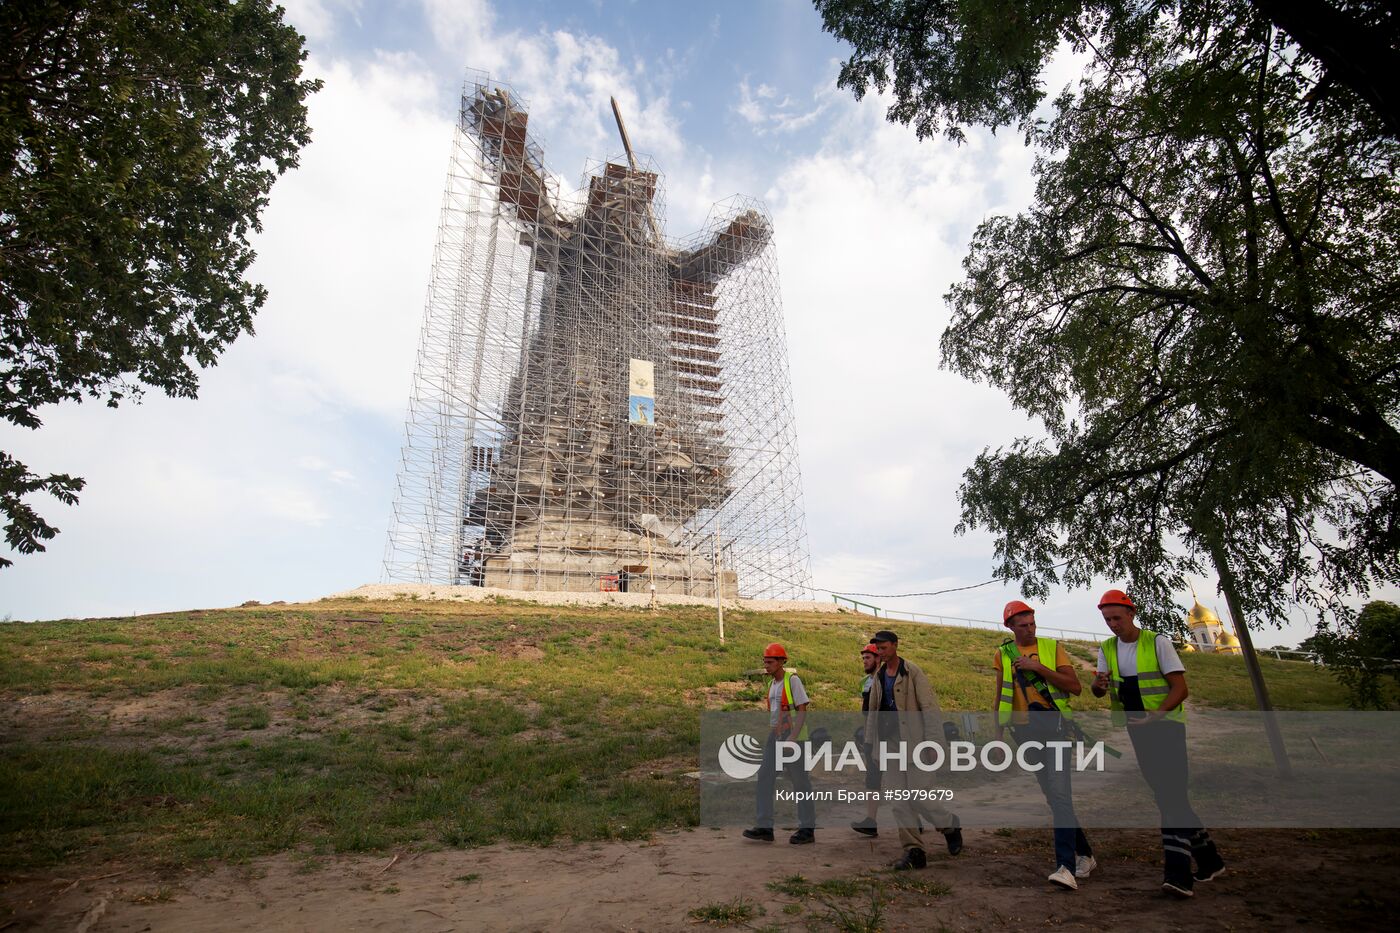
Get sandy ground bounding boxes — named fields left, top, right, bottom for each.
left=324, top=583, right=841, bottom=614
left=4, top=824, right=1397, bottom=932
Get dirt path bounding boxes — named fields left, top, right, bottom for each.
left=4, top=825, right=1396, bottom=931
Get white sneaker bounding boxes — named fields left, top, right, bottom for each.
left=1075, top=855, right=1097, bottom=878
left=1049, top=866, right=1078, bottom=890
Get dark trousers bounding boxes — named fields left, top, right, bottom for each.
left=1127, top=719, right=1214, bottom=880
left=1015, top=719, right=1092, bottom=870
left=1127, top=719, right=1202, bottom=829
left=755, top=734, right=815, bottom=830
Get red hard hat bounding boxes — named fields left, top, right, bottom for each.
left=1097, top=589, right=1135, bottom=610
left=763, top=643, right=787, bottom=659
left=1003, top=600, right=1035, bottom=623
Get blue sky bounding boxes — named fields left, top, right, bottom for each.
left=0, top=0, right=1352, bottom=647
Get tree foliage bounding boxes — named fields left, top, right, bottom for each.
left=816, top=0, right=1399, bottom=143
left=0, top=0, right=319, bottom=566
left=1306, top=600, right=1400, bottom=708
left=816, top=0, right=1400, bottom=632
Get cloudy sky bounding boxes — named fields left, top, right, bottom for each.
left=1, top=0, right=1341, bottom=646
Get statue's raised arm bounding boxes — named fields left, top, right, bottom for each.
left=669, top=210, right=771, bottom=287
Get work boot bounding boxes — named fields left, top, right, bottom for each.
left=789, top=828, right=815, bottom=845
left=850, top=818, right=878, bottom=837
left=891, top=848, right=927, bottom=871
left=1162, top=875, right=1195, bottom=898
left=1194, top=850, right=1226, bottom=882
left=741, top=827, right=774, bottom=842
left=943, top=814, right=963, bottom=856
left=1192, top=831, right=1226, bottom=881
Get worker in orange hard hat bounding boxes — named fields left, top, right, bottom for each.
left=1091, top=589, right=1225, bottom=897
left=743, top=643, right=816, bottom=845
left=993, top=600, right=1094, bottom=890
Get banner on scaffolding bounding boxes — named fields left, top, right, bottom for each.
left=629, top=358, right=655, bottom=426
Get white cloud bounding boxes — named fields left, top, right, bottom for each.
left=279, top=0, right=333, bottom=43
left=0, top=353, right=384, bottom=619
left=422, top=0, right=499, bottom=65
left=248, top=51, right=453, bottom=420
left=734, top=76, right=830, bottom=135
left=279, top=0, right=361, bottom=44
left=765, top=85, right=1047, bottom=620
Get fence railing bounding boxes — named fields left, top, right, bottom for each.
left=832, top=594, right=1104, bottom=643
left=830, top=594, right=1327, bottom=662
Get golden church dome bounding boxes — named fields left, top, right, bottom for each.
left=1187, top=599, right=1222, bottom=628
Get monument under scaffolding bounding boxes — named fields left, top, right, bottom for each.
left=384, top=74, right=812, bottom=599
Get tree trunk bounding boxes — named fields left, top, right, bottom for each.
left=1206, top=533, right=1294, bottom=779
left=1252, top=0, right=1400, bottom=139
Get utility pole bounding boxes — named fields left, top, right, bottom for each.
left=1206, top=534, right=1293, bottom=778
left=647, top=530, right=656, bottom=610
left=714, top=525, right=725, bottom=643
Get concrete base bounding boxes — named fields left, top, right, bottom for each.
left=476, top=519, right=737, bottom=596
left=481, top=554, right=736, bottom=597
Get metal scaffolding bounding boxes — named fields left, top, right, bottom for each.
left=384, top=74, right=812, bottom=599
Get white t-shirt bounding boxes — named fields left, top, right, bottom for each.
left=768, top=672, right=810, bottom=727
left=1095, top=633, right=1185, bottom=677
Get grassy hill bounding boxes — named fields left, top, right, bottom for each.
left=0, top=596, right=1356, bottom=872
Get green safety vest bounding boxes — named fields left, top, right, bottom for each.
left=997, top=637, right=1075, bottom=725
left=1102, top=629, right=1186, bottom=725
left=774, top=670, right=810, bottom=741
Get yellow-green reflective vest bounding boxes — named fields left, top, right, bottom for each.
left=1102, top=629, right=1186, bottom=725
left=775, top=670, right=810, bottom=741
left=997, top=637, right=1075, bottom=725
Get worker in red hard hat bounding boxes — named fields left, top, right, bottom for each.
left=850, top=643, right=884, bottom=837
left=743, top=643, right=816, bottom=845
left=1091, top=589, right=1225, bottom=897
left=993, top=600, right=1094, bottom=890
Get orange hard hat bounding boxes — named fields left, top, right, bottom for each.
left=1003, top=600, right=1035, bottom=623
left=1097, top=589, right=1135, bottom=610
left=763, top=643, right=787, bottom=659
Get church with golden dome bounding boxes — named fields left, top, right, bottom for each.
left=1180, top=595, right=1242, bottom=654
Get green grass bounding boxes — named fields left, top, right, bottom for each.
left=0, top=598, right=1364, bottom=872
left=1175, top=650, right=1357, bottom=710
left=687, top=897, right=762, bottom=925
left=816, top=885, right=885, bottom=933
left=225, top=704, right=270, bottom=730
left=766, top=873, right=812, bottom=897
left=877, top=873, right=952, bottom=898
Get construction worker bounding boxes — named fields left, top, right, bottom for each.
left=863, top=629, right=963, bottom=870
left=993, top=600, right=1096, bottom=890
left=743, top=643, right=816, bottom=844
left=851, top=643, right=882, bottom=836
left=1090, top=589, right=1226, bottom=898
